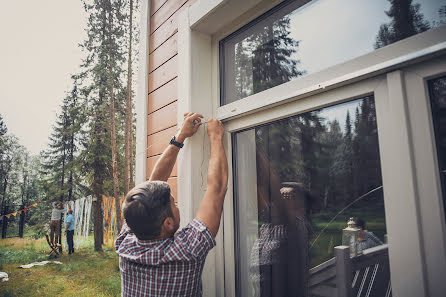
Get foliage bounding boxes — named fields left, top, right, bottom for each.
left=0, top=0, right=139, bottom=247
left=374, top=0, right=430, bottom=49
left=233, top=15, right=304, bottom=101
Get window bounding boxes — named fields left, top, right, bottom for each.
left=233, top=96, right=390, bottom=296
left=220, top=0, right=446, bottom=105
left=429, top=76, right=446, bottom=220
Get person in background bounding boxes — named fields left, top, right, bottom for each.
left=354, top=217, right=383, bottom=250
left=50, top=201, right=65, bottom=246
left=65, top=204, right=75, bottom=254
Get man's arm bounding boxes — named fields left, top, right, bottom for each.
left=149, top=113, right=203, bottom=181
left=196, top=119, right=228, bottom=238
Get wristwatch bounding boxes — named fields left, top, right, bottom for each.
left=169, top=136, right=184, bottom=148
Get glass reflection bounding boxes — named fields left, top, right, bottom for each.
left=234, top=96, right=388, bottom=296
left=429, top=76, right=446, bottom=219
left=223, top=0, right=446, bottom=104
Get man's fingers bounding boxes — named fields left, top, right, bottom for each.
left=193, top=122, right=203, bottom=130
left=189, top=113, right=203, bottom=120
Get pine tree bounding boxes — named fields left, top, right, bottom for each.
left=0, top=135, right=22, bottom=238
left=80, top=0, right=127, bottom=251
left=42, top=82, right=84, bottom=204
left=251, top=16, right=305, bottom=94
left=375, top=0, right=430, bottom=49
left=124, top=0, right=135, bottom=198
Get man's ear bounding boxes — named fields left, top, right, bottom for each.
left=162, top=217, right=174, bottom=233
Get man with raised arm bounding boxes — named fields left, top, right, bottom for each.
left=116, top=112, right=228, bottom=297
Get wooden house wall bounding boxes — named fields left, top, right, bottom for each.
left=147, top=0, right=196, bottom=200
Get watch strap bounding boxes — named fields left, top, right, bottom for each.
left=170, top=136, right=184, bottom=148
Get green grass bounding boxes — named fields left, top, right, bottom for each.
left=0, top=236, right=120, bottom=297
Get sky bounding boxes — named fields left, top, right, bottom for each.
left=0, top=1, right=88, bottom=156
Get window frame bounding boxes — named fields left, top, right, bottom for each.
left=176, top=0, right=446, bottom=295
left=399, top=57, right=446, bottom=297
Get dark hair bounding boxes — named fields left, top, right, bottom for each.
left=123, top=181, right=172, bottom=240
left=354, top=217, right=366, bottom=230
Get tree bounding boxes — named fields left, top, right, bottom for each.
left=124, top=0, right=134, bottom=196
left=251, top=16, right=305, bottom=94
left=80, top=0, right=127, bottom=251
left=0, top=114, right=7, bottom=138
left=42, top=81, right=84, bottom=204
left=233, top=15, right=305, bottom=101
left=0, top=135, right=23, bottom=238
left=375, top=0, right=430, bottom=49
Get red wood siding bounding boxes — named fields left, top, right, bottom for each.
left=146, top=0, right=197, bottom=186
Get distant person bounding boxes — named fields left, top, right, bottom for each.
left=354, top=217, right=383, bottom=250
left=116, top=113, right=228, bottom=297
left=64, top=205, right=75, bottom=254
left=50, top=201, right=65, bottom=246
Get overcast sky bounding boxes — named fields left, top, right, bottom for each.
left=0, top=1, right=87, bottom=156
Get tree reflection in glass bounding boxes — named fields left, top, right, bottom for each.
left=222, top=0, right=446, bottom=104
left=234, top=96, right=387, bottom=296
left=234, top=16, right=305, bottom=101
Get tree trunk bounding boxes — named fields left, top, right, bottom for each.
left=93, top=194, right=103, bottom=251
left=1, top=205, right=8, bottom=239
left=19, top=204, right=25, bottom=238
left=107, top=6, right=122, bottom=232
left=58, top=212, right=63, bottom=253
left=60, top=145, right=66, bottom=201
left=1, top=176, right=8, bottom=238
left=125, top=0, right=135, bottom=193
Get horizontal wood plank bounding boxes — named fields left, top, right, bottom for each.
left=150, top=0, right=188, bottom=34
left=147, top=126, right=178, bottom=157
left=148, top=55, right=177, bottom=93
left=148, top=78, right=178, bottom=114
left=149, top=0, right=196, bottom=53
left=147, top=102, right=177, bottom=135
left=149, top=33, right=178, bottom=73
left=149, top=9, right=178, bottom=53
left=146, top=155, right=177, bottom=180
left=151, top=0, right=168, bottom=16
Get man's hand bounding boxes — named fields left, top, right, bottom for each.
left=176, top=113, right=203, bottom=143
left=206, top=118, right=224, bottom=142
left=149, top=112, right=203, bottom=182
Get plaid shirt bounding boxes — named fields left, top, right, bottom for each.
left=116, top=218, right=216, bottom=297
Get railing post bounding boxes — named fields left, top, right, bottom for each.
left=335, top=245, right=352, bottom=297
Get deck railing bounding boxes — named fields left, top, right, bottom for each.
left=309, top=244, right=391, bottom=297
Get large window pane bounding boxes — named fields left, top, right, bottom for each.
left=233, top=96, right=390, bottom=296
left=221, top=0, right=446, bottom=105
left=429, top=76, right=446, bottom=221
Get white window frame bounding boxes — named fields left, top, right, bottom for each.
left=175, top=0, right=446, bottom=296
left=135, top=0, right=150, bottom=184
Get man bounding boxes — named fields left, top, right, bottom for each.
left=65, top=206, right=75, bottom=254
left=354, top=217, right=383, bottom=250
left=116, top=112, right=228, bottom=297
left=50, top=201, right=65, bottom=246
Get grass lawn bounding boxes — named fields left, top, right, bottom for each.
left=0, top=236, right=121, bottom=297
